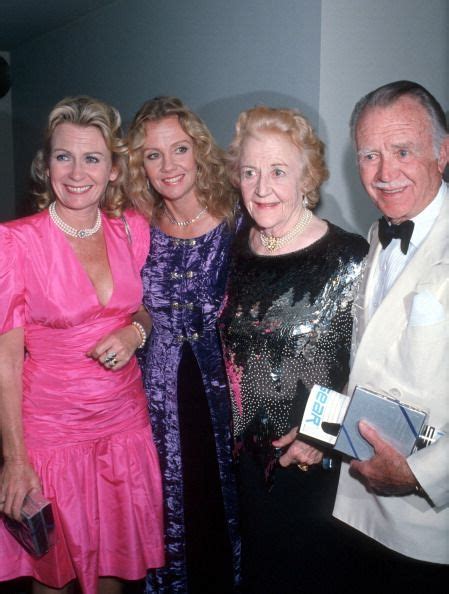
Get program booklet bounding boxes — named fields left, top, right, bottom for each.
left=299, top=384, right=429, bottom=460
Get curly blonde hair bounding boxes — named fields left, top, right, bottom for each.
left=226, top=106, right=328, bottom=209
left=30, top=96, right=128, bottom=216
left=127, top=96, right=238, bottom=222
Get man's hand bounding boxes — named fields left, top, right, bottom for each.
left=350, top=421, right=419, bottom=495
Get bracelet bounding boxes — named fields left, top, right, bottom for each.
left=131, top=321, right=147, bottom=349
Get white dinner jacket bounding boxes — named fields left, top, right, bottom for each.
left=334, top=186, right=449, bottom=564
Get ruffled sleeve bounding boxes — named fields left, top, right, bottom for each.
left=122, top=209, right=151, bottom=270
left=0, top=225, right=26, bottom=333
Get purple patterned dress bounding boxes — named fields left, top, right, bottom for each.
left=141, top=221, right=241, bottom=593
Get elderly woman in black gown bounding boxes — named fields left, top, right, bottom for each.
left=219, top=106, right=368, bottom=593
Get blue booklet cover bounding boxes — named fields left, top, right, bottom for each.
left=334, top=385, right=427, bottom=460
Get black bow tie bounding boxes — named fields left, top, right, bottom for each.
left=378, top=217, right=415, bottom=255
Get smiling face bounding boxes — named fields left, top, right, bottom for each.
left=356, top=96, right=447, bottom=223
left=49, top=123, right=117, bottom=213
left=239, top=131, right=306, bottom=235
left=142, top=115, right=198, bottom=205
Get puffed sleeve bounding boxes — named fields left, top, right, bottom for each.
left=0, top=225, right=26, bottom=333
left=123, top=209, right=151, bottom=270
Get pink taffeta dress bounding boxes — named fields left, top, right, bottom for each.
left=0, top=208, right=164, bottom=594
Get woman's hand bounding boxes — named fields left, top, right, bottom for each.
left=87, top=307, right=151, bottom=371
left=0, top=458, right=42, bottom=521
left=273, top=426, right=324, bottom=469
left=86, top=325, right=142, bottom=371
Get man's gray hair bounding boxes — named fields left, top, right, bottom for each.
left=350, top=80, right=448, bottom=154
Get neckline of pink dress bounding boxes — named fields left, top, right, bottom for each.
left=47, top=209, right=116, bottom=308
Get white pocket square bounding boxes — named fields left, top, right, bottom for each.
left=409, top=289, right=445, bottom=326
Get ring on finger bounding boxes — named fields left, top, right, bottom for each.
left=108, top=357, right=118, bottom=368
left=297, top=463, right=309, bottom=472
left=104, top=351, right=117, bottom=364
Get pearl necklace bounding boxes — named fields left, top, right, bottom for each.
left=49, top=201, right=102, bottom=238
left=164, top=205, right=208, bottom=227
left=259, top=208, right=312, bottom=253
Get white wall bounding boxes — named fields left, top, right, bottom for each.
left=5, top=1, right=449, bottom=228
left=318, top=0, right=449, bottom=235
left=0, top=51, right=15, bottom=221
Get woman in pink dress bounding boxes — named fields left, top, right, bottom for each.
left=0, top=96, right=164, bottom=594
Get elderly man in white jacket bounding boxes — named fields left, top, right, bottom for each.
left=333, top=80, right=449, bottom=589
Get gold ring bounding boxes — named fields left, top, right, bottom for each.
left=297, top=463, right=309, bottom=472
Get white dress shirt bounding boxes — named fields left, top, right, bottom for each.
left=369, top=182, right=447, bottom=318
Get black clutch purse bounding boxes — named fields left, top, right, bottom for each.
left=4, top=492, right=55, bottom=557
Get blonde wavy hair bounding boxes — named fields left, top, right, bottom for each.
left=127, top=96, right=238, bottom=222
left=226, top=106, right=329, bottom=209
left=30, top=96, right=128, bottom=216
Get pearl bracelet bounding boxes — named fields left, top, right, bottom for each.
left=131, top=321, right=147, bottom=349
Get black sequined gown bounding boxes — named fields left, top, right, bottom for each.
left=218, top=221, right=368, bottom=594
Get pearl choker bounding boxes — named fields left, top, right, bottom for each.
left=49, top=202, right=102, bottom=238
left=164, top=206, right=208, bottom=227
left=259, top=208, right=312, bottom=252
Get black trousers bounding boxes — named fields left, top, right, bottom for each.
left=335, top=519, right=449, bottom=592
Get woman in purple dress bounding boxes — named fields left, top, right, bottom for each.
left=127, top=97, right=241, bottom=594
